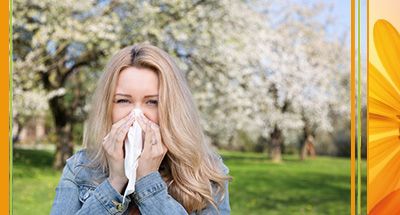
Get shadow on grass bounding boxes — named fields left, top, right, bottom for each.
left=222, top=153, right=315, bottom=165
left=13, top=148, right=55, bottom=179
left=222, top=153, right=268, bottom=162
left=13, top=148, right=54, bottom=167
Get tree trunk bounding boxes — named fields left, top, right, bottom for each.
left=300, top=134, right=316, bottom=160
left=49, top=96, right=74, bottom=169
left=269, top=126, right=283, bottom=163
left=53, top=123, right=74, bottom=169
left=12, top=117, right=24, bottom=144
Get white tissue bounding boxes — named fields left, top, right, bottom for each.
left=123, top=108, right=144, bottom=203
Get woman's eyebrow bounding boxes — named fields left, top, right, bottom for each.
left=144, top=94, right=159, bottom=98
left=114, top=93, right=131, bottom=97
left=114, top=94, right=158, bottom=98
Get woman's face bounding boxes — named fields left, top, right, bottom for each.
left=112, top=66, right=159, bottom=124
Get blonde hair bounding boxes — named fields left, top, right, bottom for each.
left=83, top=43, right=230, bottom=212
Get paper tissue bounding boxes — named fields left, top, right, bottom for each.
left=123, top=108, right=144, bottom=203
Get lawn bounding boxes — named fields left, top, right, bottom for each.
left=223, top=151, right=367, bottom=214
left=12, top=148, right=366, bottom=215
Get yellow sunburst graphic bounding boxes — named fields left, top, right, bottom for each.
left=368, top=19, right=400, bottom=214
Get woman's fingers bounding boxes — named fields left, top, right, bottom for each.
left=131, top=112, right=167, bottom=157
left=116, top=124, right=130, bottom=143
left=113, top=112, right=136, bottom=140
left=135, top=115, right=168, bottom=180
left=150, top=124, right=162, bottom=143
left=142, top=123, right=153, bottom=154
left=151, top=124, right=168, bottom=154
left=111, top=110, right=135, bottom=131
left=103, top=111, right=136, bottom=156
left=136, top=114, right=147, bottom=131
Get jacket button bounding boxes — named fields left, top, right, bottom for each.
left=112, top=200, right=124, bottom=212
left=116, top=203, right=124, bottom=212
left=83, top=192, right=90, bottom=200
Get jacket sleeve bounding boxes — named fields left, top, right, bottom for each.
left=50, top=152, right=132, bottom=215
left=134, top=160, right=231, bottom=215
left=132, top=172, right=189, bottom=214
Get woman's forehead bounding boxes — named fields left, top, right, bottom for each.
left=115, top=66, right=158, bottom=95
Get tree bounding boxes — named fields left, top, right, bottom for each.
left=13, top=0, right=122, bottom=168
left=258, top=1, right=350, bottom=161
left=13, top=0, right=350, bottom=167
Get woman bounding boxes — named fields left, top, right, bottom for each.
left=50, top=44, right=231, bottom=215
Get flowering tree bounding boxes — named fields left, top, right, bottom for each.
left=13, top=0, right=349, bottom=167
left=257, top=1, right=350, bottom=161
left=13, top=0, right=123, bottom=168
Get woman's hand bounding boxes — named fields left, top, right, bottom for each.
left=102, top=111, right=135, bottom=193
left=136, top=115, right=168, bottom=180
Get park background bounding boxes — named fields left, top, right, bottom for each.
left=12, top=0, right=367, bottom=214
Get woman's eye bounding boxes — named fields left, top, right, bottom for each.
left=147, top=100, right=158, bottom=106
left=115, top=99, right=130, bottom=104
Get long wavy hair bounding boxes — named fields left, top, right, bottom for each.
left=83, top=43, right=230, bottom=212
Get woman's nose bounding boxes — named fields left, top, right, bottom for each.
left=133, top=104, right=141, bottom=110
left=131, top=106, right=150, bottom=120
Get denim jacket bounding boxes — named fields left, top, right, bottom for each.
left=50, top=149, right=230, bottom=215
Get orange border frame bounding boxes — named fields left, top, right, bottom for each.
left=366, top=0, right=370, bottom=213
left=0, top=0, right=10, bottom=214
left=350, top=0, right=356, bottom=214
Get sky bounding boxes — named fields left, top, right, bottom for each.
left=292, top=0, right=367, bottom=56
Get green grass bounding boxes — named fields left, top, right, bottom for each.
left=222, top=151, right=367, bottom=215
left=12, top=149, right=366, bottom=215
left=12, top=149, right=61, bottom=215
